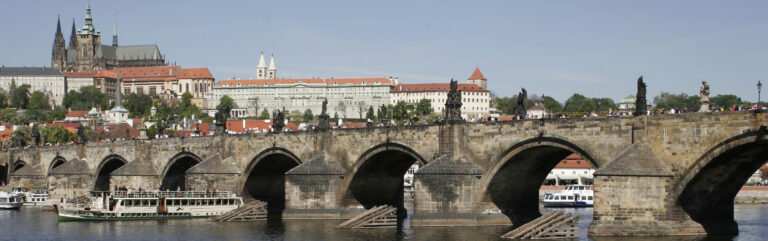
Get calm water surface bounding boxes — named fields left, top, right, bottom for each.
left=1, top=205, right=767, bottom=240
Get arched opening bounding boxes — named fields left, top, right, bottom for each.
left=348, top=145, right=424, bottom=219
left=0, top=163, right=8, bottom=186
left=50, top=158, right=67, bottom=172
left=484, top=139, right=598, bottom=226
left=12, top=160, right=26, bottom=172
left=242, top=149, right=301, bottom=213
left=94, top=156, right=127, bottom=191
left=678, top=141, right=768, bottom=235
left=160, top=153, right=202, bottom=191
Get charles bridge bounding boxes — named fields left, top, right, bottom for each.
left=2, top=111, right=767, bottom=236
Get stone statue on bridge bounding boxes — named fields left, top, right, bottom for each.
left=514, top=88, right=528, bottom=118
left=379, top=104, right=389, bottom=125
left=699, top=81, right=710, bottom=112
left=272, top=109, right=286, bottom=133
left=317, top=99, right=331, bottom=131
left=634, top=76, right=647, bottom=116
left=76, top=125, right=87, bottom=144
left=31, top=124, right=41, bottom=147
left=444, top=79, right=463, bottom=123
left=214, top=111, right=227, bottom=133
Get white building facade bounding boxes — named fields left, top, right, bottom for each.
left=0, top=67, right=66, bottom=106
left=207, top=77, right=393, bottom=119
left=388, top=68, right=491, bottom=118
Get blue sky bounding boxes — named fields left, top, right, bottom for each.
left=1, top=0, right=767, bottom=103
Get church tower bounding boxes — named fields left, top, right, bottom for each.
left=51, top=16, right=67, bottom=71
left=467, top=67, right=487, bottom=90
left=68, top=19, right=78, bottom=50
left=267, top=54, right=277, bottom=79
left=112, top=19, right=118, bottom=47
left=76, top=3, right=101, bottom=72
left=256, top=52, right=267, bottom=79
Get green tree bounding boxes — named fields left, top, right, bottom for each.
left=288, top=110, right=303, bottom=122
left=123, top=93, right=153, bottom=117
left=594, top=98, right=618, bottom=112
left=29, top=91, right=51, bottom=110
left=50, top=107, right=68, bottom=121
left=9, top=125, right=30, bottom=148
left=0, top=108, right=16, bottom=122
left=0, top=88, right=8, bottom=108
left=303, top=109, right=314, bottom=122
left=259, top=108, right=270, bottom=119
left=710, top=94, right=743, bottom=110
left=494, top=97, right=515, bottom=114
left=179, top=92, right=202, bottom=118
left=415, top=99, right=434, bottom=116
left=653, top=92, right=699, bottom=111
left=62, top=86, right=108, bottom=110
left=9, top=80, right=31, bottom=109
left=541, top=96, right=563, bottom=113
left=563, top=94, right=589, bottom=112
left=217, top=95, right=234, bottom=118
left=40, top=125, right=76, bottom=144
left=391, top=101, right=413, bottom=121
left=366, top=106, right=375, bottom=120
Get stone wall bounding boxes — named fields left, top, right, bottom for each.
left=589, top=175, right=704, bottom=236
left=47, top=174, right=93, bottom=199
left=185, top=174, right=240, bottom=193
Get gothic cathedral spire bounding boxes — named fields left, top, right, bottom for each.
left=69, top=18, right=78, bottom=49
left=112, top=19, right=118, bottom=47
left=52, top=16, right=67, bottom=71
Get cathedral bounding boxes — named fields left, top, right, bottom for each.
left=51, top=3, right=166, bottom=72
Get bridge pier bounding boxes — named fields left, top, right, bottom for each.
left=184, top=154, right=242, bottom=193
left=410, top=155, right=509, bottom=226
left=283, top=157, right=360, bottom=219
left=588, top=143, right=705, bottom=236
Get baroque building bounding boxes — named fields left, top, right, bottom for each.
left=389, top=68, right=491, bottom=118
left=51, top=3, right=166, bottom=73
left=0, top=67, right=65, bottom=106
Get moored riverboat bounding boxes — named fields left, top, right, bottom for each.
left=57, top=191, right=243, bottom=221
left=541, top=184, right=593, bottom=207
left=0, top=191, right=24, bottom=210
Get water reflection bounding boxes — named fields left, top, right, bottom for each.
left=0, top=205, right=766, bottom=240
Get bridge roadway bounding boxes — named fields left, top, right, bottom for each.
left=2, top=111, right=766, bottom=236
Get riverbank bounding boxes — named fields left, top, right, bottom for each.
left=539, top=185, right=768, bottom=204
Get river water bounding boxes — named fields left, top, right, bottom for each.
left=1, top=205, right=766, bottom=240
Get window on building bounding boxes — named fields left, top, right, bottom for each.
left=149, top=87, right=157, bottom=96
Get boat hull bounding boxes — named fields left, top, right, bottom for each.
left=541, top=201, right=592, bottom=208
left=57, top=212, right=201, bottom=221
left=0, top=203, right=23, bottom=210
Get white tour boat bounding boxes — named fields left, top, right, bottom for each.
left=541, top=184, right=594, bottom=207
left=0, top=191, right=24, bottom=210
left=57, top=191, right=243, bottom=221
left=23, top=192, right=50, bottom=206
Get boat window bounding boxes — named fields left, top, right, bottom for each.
left=235, top=200, right=240, bottom=205
left=567, top=196, right=573, bottom=200
left=579, top=186, right=585, bottom=190
left=196, top=200, right=201, bottom=206
left=182, top=200, right=188, bottom=205
left=554, top=196, right=560, bottom=200
left=588, top=196, right=593, bottom=200
left=150, top=200, right=157, bottom=206
left=581, top=196, right=587, bottom=200
left=215, top=199, right=220, bottom=205
left=142, top=200, right=149, bottom=206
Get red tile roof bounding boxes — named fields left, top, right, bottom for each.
left=340, top=122, right=368, bottom=128
left=65, top=111, right=89, bottom=118
left=114, top=66, right=212, bottom=83
left=48, top=122, right=82, bottom=130
left=178, top=68, right=214, bottom=79
left=224, top=119, right=300, bottom=133
left=554, top=153, right=594, bottom=169
left=63, top=72, right=94, bottom=78
left=0, top=124, right=13, bottom=142
left=468, top=67, right=487, bottom=80
left=216, top=78, right=392, bottom=87
left=390, top=83, right=489, bottom=93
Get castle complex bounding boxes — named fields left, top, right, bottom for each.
left=51, top=3, right=166, bottom=72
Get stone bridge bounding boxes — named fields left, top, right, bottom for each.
left=2, top=111, right=766, bottom=236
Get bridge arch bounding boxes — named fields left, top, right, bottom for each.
left=239, top=147, right=302, bottom=213
left=478, top=136, right=599, bottom=225
left=676, top=129, right=768, bottom=235
left=49, top=156, right=67, bottom=173
left=93, top=155, right=128, bottom=191
left=160, top=152, right=203, bottom=191
left=342, top=142, right=426, bottom=218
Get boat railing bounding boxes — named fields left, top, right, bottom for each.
left=91, top=191, right=236, bottom=199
